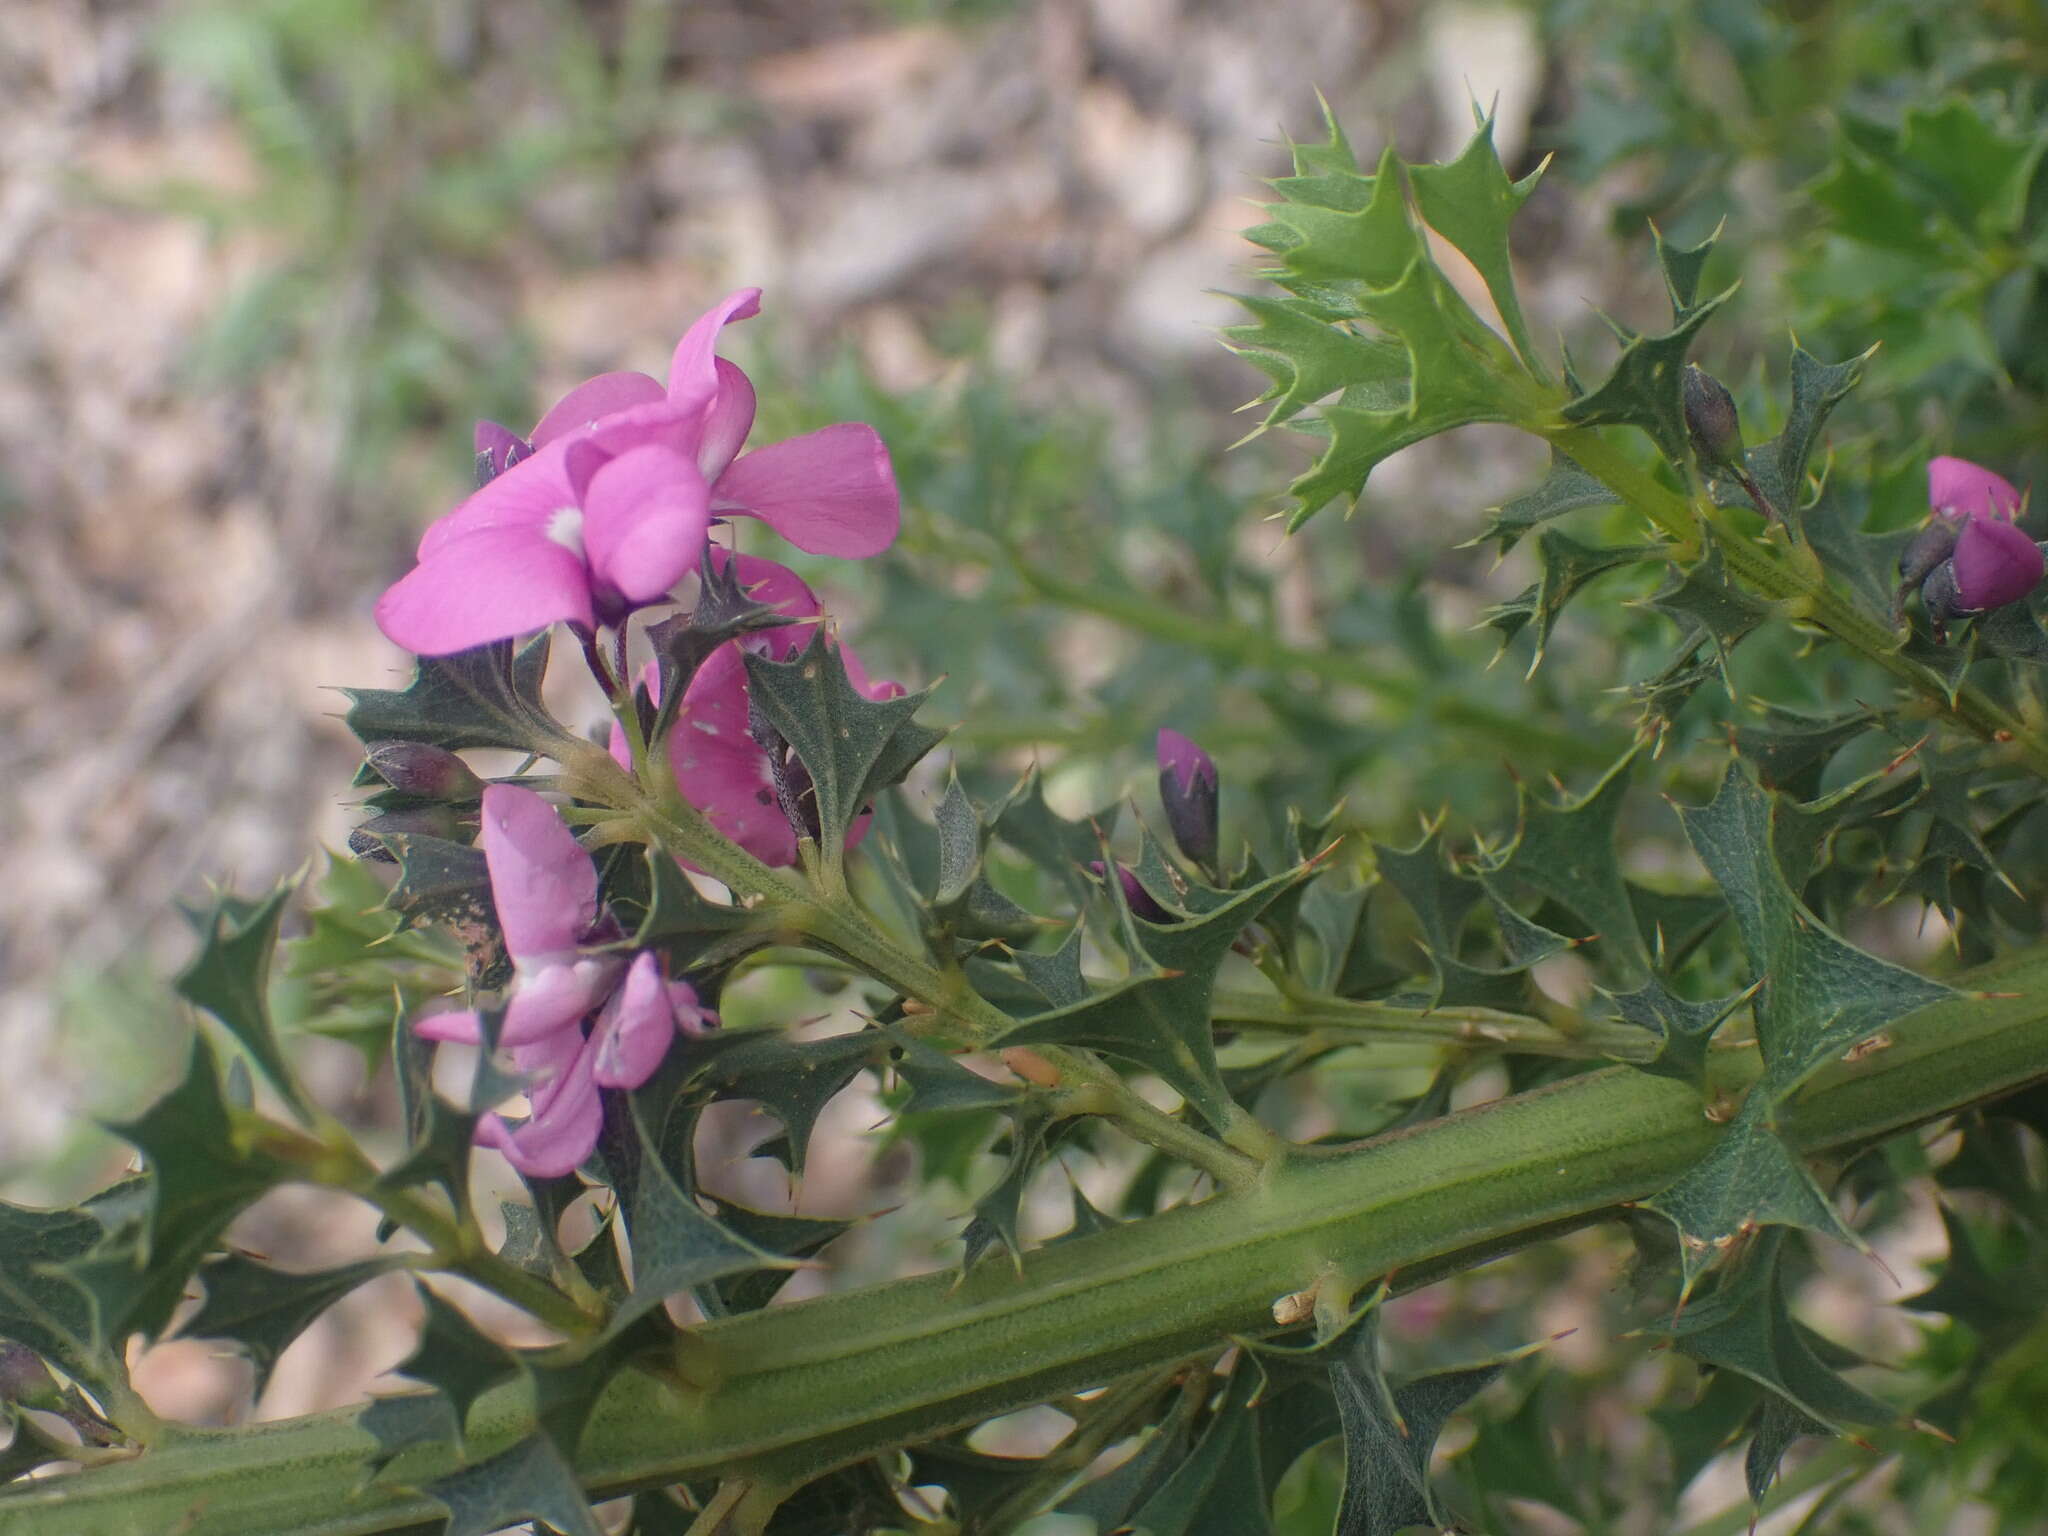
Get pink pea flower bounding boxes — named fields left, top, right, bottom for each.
left=413, top=784, right=713, bottom=1178
left=1928, top=455, right=2023, bottom=523
left=375, top=290, right=900, bottom=658
left=612, top=551, right=902, bottom=868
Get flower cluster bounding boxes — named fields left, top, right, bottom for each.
left=375, top=289, right=898, bottom=656
left=1899, top=455, right=2043, bottom=638
left=372, top=291, right=904, bottom=1175
left=415, top=785, right=715, bottom=1177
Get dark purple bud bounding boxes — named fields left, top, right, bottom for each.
left=1089, top=860, right=1177, bottom=924
left=1952, top=514, right=2045, bottom=612
left=349, top=804, right=461, bottom=862
left=1895, top=519, right=1960, bottom=625
left=1682, top=364, right=1743, bottom=470
left=1920, top=561, right=1963, bottom=643
left=1157, top=728, right=1219, bottom=871
left=474, top=420, right=534, bottom=488
left=364, top=741, right=485, bottom=800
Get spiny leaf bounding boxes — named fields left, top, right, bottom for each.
left=392, top=1284, right=525, bottom=1447
left=1646, top=545, right=1780, bottom=664
left=1225, top=294, right=1411, bottom=430
left=961, top=1107, right=1052, bottom=1274
left=180, top=1251, right=404, bottom=1396
left=678, top=1029, right=885, bottom=1176
left=612, top=842, right=756, bottom=971
left=702, top=1200, right=853, bottom=1317
left=1124, top=1361, right=1272, bottom=1536
left=1482, top=531, right=1658, bottom=672
left=1482, top=749, right=1649, bottom=985
left=378, top=999, right=477, bottom=1222
left=991, top=764, right=1112, bottom=889
left=1677, top=764, right=1952, bottom=1097
left=996, top=860, right=1309, bottom=1132
left=892, top=1035, right=1023, bottom=1114
left=78, top=1037, right=290, bottom=1345
left=1012, top=923, right=1088, bottom=1009
left=1329, top=1310, right=1511, bottom=1536
left=421, top=1431, right=602, bottom=1536
left=377, top=832, right=492, bottom=940
left=1652, top=220, right=1721, bottom=323
left=1473, top=450, right=1617, bottom=555
left=930, top=769, right=1037, bottom=941
left=1745, top=343, right=1875, bottom=518
left=1642, top=1095, right=1863, bottom=1297
left=610, top=1077, right=787, bottom=1332
left=1408, top=109, right=1548, bottom=369
left=343, top=634, right=575, bottom=758
left=0, top=1189, right=136, bottom=1399
left=1372, top=823, right=1559, bottom=1012
left=1653, top=1230, right=1893, bottom=1443
left=1745, top=1395, right=1833, bottom=1506
left=175, top=882, right=310, bottom=1120
left=644, top=548, right=791, bottom=742
left=1562, top=290, right=1732, bottom=467
left=741, top=630, right=946, bottom=860
left=1606, top=977, right=1750, bottom=1084
left=1732, top=705, right=1875, bottom=803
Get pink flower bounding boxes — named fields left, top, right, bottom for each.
left=413, top=784, right=713, bottom=1178
left=1929, top=455, right=2024, bottom=522
left=375, top=290, right=900, bottom=657
left=613, top=552, right=901, bottom=868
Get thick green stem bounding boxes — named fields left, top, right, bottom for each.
left=1553, top=427, right=2048, bottom=780
left=1211, top=986, right=1659, bottom=1061
left=16, top=943, right=2045, bottom=1536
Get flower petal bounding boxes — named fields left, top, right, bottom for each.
left=530, top=370, right=667, bottom=448
left=581, top=445, right=712, bottom=606
left=712, top=423, right=901, bottom=558
left=1953, top=515, right=2045, bottom=611
left=589, top=951, right=676, bottom=1089
left=668, top=978, right=717, bottom=1036
left=479, top=784, right=599, bottom=960
left=502, top=955, right=618, bottom=1044
left=671, top=646, right=801, bottom=866
left=1929, top=455, right=2023, bottom=522
left=414, top=1009, right=483, bottom=1045
left=375, top=527, right=593, bottom=656
left=476, top=1041, right=602, bottom=1179
left=698, top=358, right=757, bottom=481
left=666, top=289, right=763, bottom=418
left=418, top=440, right=579, bottom=559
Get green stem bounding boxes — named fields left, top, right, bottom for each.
left=1554, top=427, right=2048, bottom=779
left=1211, top=986, right=1659, bottom=1061
left=16, top=942, right=2045, bottom=1534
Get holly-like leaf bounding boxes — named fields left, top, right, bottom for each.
left=1329, top=1311, right=1512, bottom=1536
left=1653, top=1230, right=1893, bottom=1454
left=1606, top=977, right=1751, bottom=1085
left=361, top=1390, right=459, bottom=1476
left=1482, top=750, right=1649, bottom=986
left=614, top=843, right=756, bottom=971
left=1562, top=292, right=1732, bottom=467
left=344, top=634, right=575, bottom=758
left=610, top=1078, right=788, bottom=1332
left=1745, top=344, right=1875, bottom=518
left=1225, top=293, right=1411, bottom=430
left=1472, top=450, right=1617, bottom=555
left=892, top=1035, right=1022, bottom=1114
left=1642, top=1096, right=1863, bottom=1296
left=422, top=1431, right=602, bottom=1536
left=378, top=1000, right=477, bottom=1222
left=1652, top=220, right=1721, bottom=323
left=644, top=548, right=792, bottom=742
left=175, top=882, right=310, bottom=1121
left=1646, top=545, right=1780, bottom=665
left=392, top=1284, right=525, bottom=1447
left=1677, top=765, right=1952, bottom=1097
left=679, top=1029, right=885, bottom=1176
left=1408, top=108, right=1547, bottom=370
left=0, top=1189, right=136, bottom=1399
left=996, top=860, right=1309, bottom=1132
left=992, top=765, right=1112, bottom=889
left=1011, top=923, right=1088, bottom=1010
left=1745, top=1395, right=1832, bottom=1506
left=930, top=770, right=1037, bottom=941
left=1372, top=823, right=1555, bottom=1012
left=1124, top=1361, right=1272, bottom=1536
left=961, top=1107, right=1052, bottom=1274
left=78, top=1037, right=290, bottom=1345
left=1731, top=706, right=1874, bottom=801
left=702, top=1201, right=852, bottom=1317
left=180, top=1251, right=403, bottom=1395
left=1483, top=531, right=1658, bottom=672
left=741, top=631, right=946, bottom=861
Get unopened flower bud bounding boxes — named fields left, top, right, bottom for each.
left=1895, top=519, right=1960, bottom=625
left=1089, top=860, right=1176, bottom=924
left=1156, top=728, right=1219, bottom=871
left=364, top=741, right=484, bottom=800
left=348, top=804, right=461, bottom=862
left=1952, top=514, right=2044, bottom=612
left=1682, top=364, right=1744, bottom=470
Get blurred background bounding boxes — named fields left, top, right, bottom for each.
left=5, top=0, right=2046, bottom=1524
